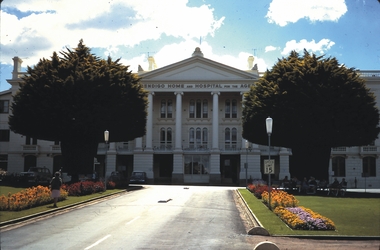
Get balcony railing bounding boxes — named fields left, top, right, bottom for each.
left=357, top=70, right=380, bottom=78
left=332, top=147, right=347, bottom=152
left=22, top=145, right=39, bottom=154
left=361, top=146, right=378, bottom=153
left=50, top=145, right=61, bottom=153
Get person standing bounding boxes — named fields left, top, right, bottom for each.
left=50, top=172, right=62, bottom=208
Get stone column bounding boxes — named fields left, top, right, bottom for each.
left=211, top=91, right=220, bottom=150
left=174, top=92, right=183, bottom=150
left=146, top=92, right=154, bottom=150
left=172, top=91, right=184, bottom=184
left=210, top=91, right=221, bottom=184
left=279, top=147, right=291, bottom=180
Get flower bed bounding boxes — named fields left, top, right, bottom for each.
left=62, top=181, right=105, bottom=196
left=262, top=189, right=298, bottom=210
left=274, top=206, right=335, bottom=230
left=248, top=187, right=335, bottom=231
left=0, top=185, right=68, bottom=211
left=247, top=183, right=273, bottom=199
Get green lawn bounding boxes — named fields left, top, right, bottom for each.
left=239, top=189, right=380, bottom=236
left=0, top=185, right=127, bottom=223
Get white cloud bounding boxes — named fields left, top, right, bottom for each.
left=0, top=0, right=224, bottom=67
left=265, top=46, right=279, bottom=52
left=281, top=39, right=335, bottom=55
left=266, top=0, right=347, bottom=26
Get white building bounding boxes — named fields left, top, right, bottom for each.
left=1, top=48, right=379, bottom=188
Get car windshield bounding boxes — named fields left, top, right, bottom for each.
left=133, top=172, right=144, bottom=177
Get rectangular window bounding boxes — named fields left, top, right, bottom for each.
left=196, top=99, right=202, bottom=118
left=167, top=100, right=172, bottom=118
left=0, top=154, right=8, bottom=171
left=0, top=130, right=10, bottom=141
left=26, top=136, right=37, bottom=145
left=363, top=157, right=376, bottom=177
left=0, top=100, right=9, bottom=113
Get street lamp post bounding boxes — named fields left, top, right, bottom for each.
left=245, top=140, right=249, bottom=187
left=104, top=130, right=109, bottom=191
left=266, top=117, right=273, bottom=210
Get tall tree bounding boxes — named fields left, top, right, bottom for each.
left=9, top=40, right=148, bottom=182
left=242, top=50, right=379, bottom=180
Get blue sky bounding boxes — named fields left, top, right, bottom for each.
left=1, top=0, right=379, bottom=92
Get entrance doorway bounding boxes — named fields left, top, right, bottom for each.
left=220, top=155, right=240, bottom=185
left=153, top=154, right=173, bottom=184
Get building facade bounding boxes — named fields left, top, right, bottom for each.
left=1, top=48, right=379, bottom=188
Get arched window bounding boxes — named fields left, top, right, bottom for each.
left=160, top=128, right=166, bottom=146
left=332, top=156, right=346, bottom=177
left=225, top=128, right=230, bottom=143
left=189, top=128, right=195, bottom=148
left=362, top=157, right=376, bottom=177
left=202, top=128, right=208, bottom=146
left=231, top=128, right=237, bottom=149
left=167, top=128, right=172, bottom=143
left=196, top=127, right=201, bottom=145
left=196, top=99, right=202, bottom=118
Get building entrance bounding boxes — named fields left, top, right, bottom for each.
left=153, top=154, right=173, bottom=184
left=220, top=155, right=240, bottom=185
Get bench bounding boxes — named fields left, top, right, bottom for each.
left=327, top=186, right=347, bottom=196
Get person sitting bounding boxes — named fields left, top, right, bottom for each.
left=301, top=177, right=309, bottom=193
left=330, top=178, right=339, bottom=188
left=307, top=176, right=317, bottom=194
left=339, top=178, right=347, bottom=188
left=338, top=178, right=348, bottom=196
left=282, top=176, right=291, bottom=190
left=317, top=179, right=328, bottom=191
left=328, top=177, right=340, bottom=196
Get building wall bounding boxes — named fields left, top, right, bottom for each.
left=1, top=54, right=379, bottom=188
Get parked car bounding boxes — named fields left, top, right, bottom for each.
left=129, top=171, right=147, bottom=184
left=20, top=167, right=52, bottom=184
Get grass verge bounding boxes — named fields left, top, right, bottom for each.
left=239, top=189, right=380, bottom=236
left=0, top=186, right=126, bottom=223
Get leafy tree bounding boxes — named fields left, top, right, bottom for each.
left=9, top=40, right=148, bottom=182
left=242, top=50, right=379, bottom=181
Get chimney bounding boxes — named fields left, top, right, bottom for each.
left=247, top=56, right=254, bottom=70
left=148, top=56, right=157, bottom=71
left=12, top=57, right=23, bottom=79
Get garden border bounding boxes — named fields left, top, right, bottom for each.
left=0, top=186, right=143, bottom=231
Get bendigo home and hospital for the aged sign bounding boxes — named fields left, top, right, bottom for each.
left=142, top=83, right=253, bottom=90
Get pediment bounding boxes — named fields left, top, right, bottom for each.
left=139, top=56, right=258, bottom=82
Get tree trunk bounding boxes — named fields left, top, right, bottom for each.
left=290, top=145, right=331, bottom=181
left=60, top=140, right=99, bottom=183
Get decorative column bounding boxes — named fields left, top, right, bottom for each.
left=106, top=142, right=117, bottom=178
left=172, top=91, right=184, bottom=184
left=211, top=91, right=220, bottom=150
left=174, top=91, right=183, bottom=150
left=210, top=91, right=221, bottom=184
left=145, top=92, right=154, bottom=150
left=279, top=147, right=291, bottom=180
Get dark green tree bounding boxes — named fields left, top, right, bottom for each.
left=9, top=40, right=148, bottom=182
left=242, top=50, right=379, bottom=181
